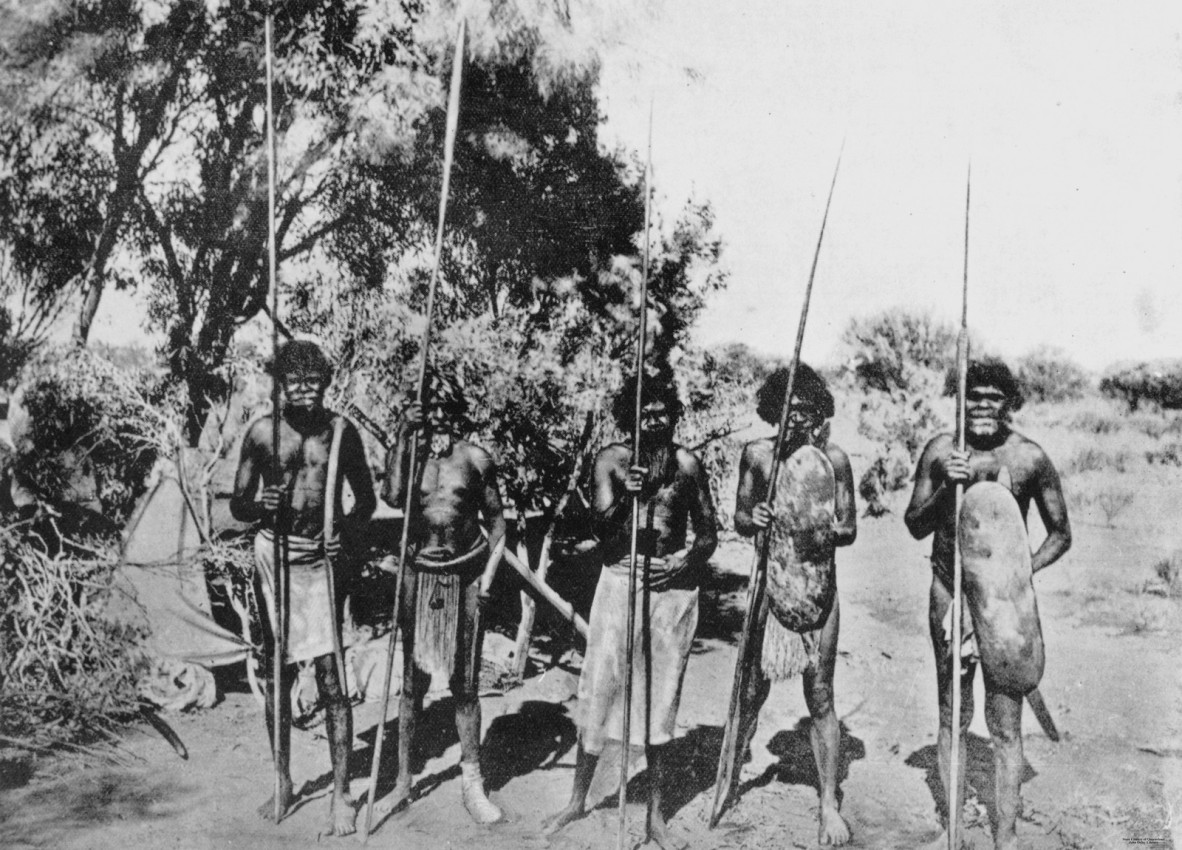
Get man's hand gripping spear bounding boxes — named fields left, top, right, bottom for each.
left=361, top=19, right=467, bottom=842
left=708, top=148, right=843, bottom=828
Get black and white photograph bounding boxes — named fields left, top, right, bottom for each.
left=0, top=2, right=1178, bottom=848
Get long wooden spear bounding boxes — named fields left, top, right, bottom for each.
left=616, top=101, right=654, bottom=850
left=362, top=19, right=466, bottom=842
left=949, top=164, right=971, bottom=850
left=263, top=10, right=286, bottom=826
left=709, top=147, right=843, bottom=828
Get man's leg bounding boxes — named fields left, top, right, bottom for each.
left=930, top=578, right=975, bottom=848
left=257, top=660, right=296, bottom=819
left=542, top=742, right=600, bottom=833
left=454, top=575, right=502, bottom=823
left=984, top=688, right=1024, bottom=850
left=315, top=653, right=356, bottom=836
left=804, top=596, right=851, bottom=846
left=644, top=742, right=688, bottom=850
left=378, top=569, right=420, bottom=815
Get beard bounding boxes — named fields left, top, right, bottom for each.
left=637, top=437, right=674, bottom=489
left=429, top=430, right=455, bottom=458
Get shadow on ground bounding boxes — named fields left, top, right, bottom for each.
left=738, top=718, right=866, bottom=805
left=906, top=733, right=1037, bottom=827
left=0, top=770, right=189, bottom=848
left=482, top=700, right=579, bottom=791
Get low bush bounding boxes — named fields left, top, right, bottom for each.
left=1017, top=347, right=1090, bottom=404
left=1100, top=360, right=1182, bottom=411
left=1145, top=442, right=1182, bottom=467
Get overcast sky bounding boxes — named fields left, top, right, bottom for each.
left=86, top=1, right=1182, bottom=373
left=596, top=0, right=1182, bottom=371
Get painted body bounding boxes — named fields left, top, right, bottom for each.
left=230, top=352, right=376, bottom=838
left=905, top=372, right=1071, bottom=850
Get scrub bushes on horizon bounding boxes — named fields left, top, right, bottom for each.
left=1100, top=360, right=1182, bottom=411
left=1017, top=346, right=1091, bottom=404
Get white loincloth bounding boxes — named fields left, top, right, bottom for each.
left=254, top=530, right=338, bottom=665
left=575, top=556, right=699, bottom=754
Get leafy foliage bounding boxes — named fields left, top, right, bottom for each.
left=1100, top=360, right=1182, bottom=411
left=1017, top=346, right=1090, bottom=404
left=838, top=310, right=964, bottom=513
left=12, top=347, right=182, bottom=521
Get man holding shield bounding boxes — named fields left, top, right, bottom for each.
left=730, top=363, right=857, bottom=847
left=905, top=357, right=1071, bottom=850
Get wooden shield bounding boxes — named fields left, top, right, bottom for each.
left=765, top=445, right=836, bottom=633
left=959, top=481, right=1045, bottom=694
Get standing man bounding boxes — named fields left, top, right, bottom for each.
left=231, top=339, right=377, bottom=837
left=905, top=358, right=1071, bottom=850
left=378, top=371, right=507, bottom=824
left=544, top=371, right=718, bottom=849
left=729, top=364, right=857, bottom=847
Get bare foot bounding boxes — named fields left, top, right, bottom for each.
left=645, top=812, right=687, bottom=850
left=321, top=793, right=357, bottom=838
left=462, top=779, right=504, bottom=824
left=542, top=803, right=586, bottom=835
left=374, top=779, right=412, bottom=817
left=818, top=804, right=851, bottom=846
left=256, top=778, right=296, bottom=821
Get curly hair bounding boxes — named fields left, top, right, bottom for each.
left=611, top=369, right=684, bottom=433
left=423, top=368, right=469, bottom=417
left=272, top=339, right=331, bottom=380
left=755, top=362, right=834, bottom=425
left=943, top=357, right=1024, bottom=411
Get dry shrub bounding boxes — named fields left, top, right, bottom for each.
left=0, top=529, right=148, bottom=752
left=1017, top=347, right=1090, bottom=404
left=1096, top=487, right=1135, bottom=526
left=1065, top=446, right=1132, bottom=476
left=1145, top=442, right=1182, bottom=467
left=1145, top=551, right=1182, bottom=598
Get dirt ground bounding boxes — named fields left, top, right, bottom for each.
left=2, top=488, right=1179, bottom=850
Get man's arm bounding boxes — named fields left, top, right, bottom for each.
left=682, top=449, right=718, bottom=568
left=1029, top=447, right=1071, bottom=573
left=474, top=449, right=507, bottom=595
left=230, top=419, right=272, bottom=524
left=904, top=434, right=956, bottom=540
left=827, top=443, right=857, bottom=548
left=590, top=446, right=629, bottom=540
left=733, top=441, right=766, bottom=538
left=339, top=421, right=376, bottom=528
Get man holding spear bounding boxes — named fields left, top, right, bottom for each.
left=905, top=357, right=1071, bottom=850
left=727, top=363, right=857, bottom=846
left=230, top=339, right=377, bottom=836
left=543, top=369, right=718, bottom=849
left=374, top=371, right=507, bottom=824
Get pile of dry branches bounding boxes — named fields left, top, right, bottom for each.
left=0, top=528, right=147, bottom=757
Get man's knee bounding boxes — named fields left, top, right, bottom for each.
left=805, top=672, right=835, bottom=717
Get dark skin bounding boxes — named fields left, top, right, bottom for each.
left=543, top=400, right=718, bottom=850
left=732, top=400, right=857, bottom=847
left=904, top=384, right=1071, bottom=850
left=377, top=401, right=507, bottom=820
left=230, top=367, right=376, bottom=837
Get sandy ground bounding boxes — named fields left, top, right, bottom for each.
left=2, top=494, right=1179, bottom=850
